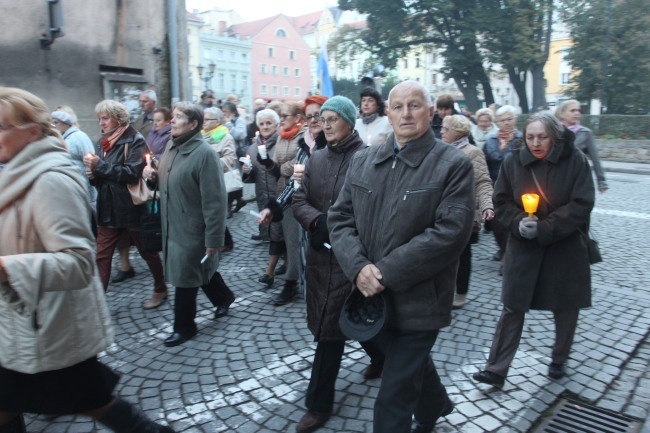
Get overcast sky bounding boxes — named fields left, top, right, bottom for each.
left=186, top=0, right=338, bottom=21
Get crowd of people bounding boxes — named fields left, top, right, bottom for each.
left=0, top=82, right=605, bottom=433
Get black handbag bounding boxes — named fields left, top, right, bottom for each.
left=139, top=189, right=162, bottom=252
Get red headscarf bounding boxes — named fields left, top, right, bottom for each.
left=302, top=95, right=328, bottom=114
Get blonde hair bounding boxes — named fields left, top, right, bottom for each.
left=94, top=99, right=130, bottom=125
left=443, top=114, right=472, bottom=137
left=0, top=87, right=61, bottom=142
left=555, top=99, right=580, bottom=120
left=475, top=108, right=494, bottom=123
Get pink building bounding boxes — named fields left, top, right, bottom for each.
left=229, top=15, right=311, bottom=103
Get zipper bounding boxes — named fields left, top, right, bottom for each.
left=403, top=189, right=429, bottom=200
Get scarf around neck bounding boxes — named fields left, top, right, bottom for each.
left=173, top=126, right=202, bottom=147
left=451, top=136, right=470, bottom=150
left=100, top=124, right=128, bottom=153
left=208, top=124, right=229, bottom=143
left=303, top=129, right=316, bottom=151
left=279, top=122, right=302, bottom=140
left=361, top=113, right=379, bottom=124
left=566, top=123, right=581, bottom=133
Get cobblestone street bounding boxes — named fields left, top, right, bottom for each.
left=25, top=164, right=650, bottom=433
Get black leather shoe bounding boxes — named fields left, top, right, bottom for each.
left=492, top=250, right=502, bottom=261
left=362, top=362, right=383, bottom=380
left=234, top=199, right=247, bottom=213
left=111, top=268, right=135, bottom=283
left=296, top=410, right=330, bottom=433
left=411, top=399, right=454, bottom=433
left=251, top=234, right=262, bottom=241
left=472, top=370, right=505, bottom=387
left=548, top=362, right=566, bottom=379
left=273, top=281, right=297, bottom=306
left=214, top=296, right=235, bottom=319
left=275, top=264, right=287, bottom=275
left=259, top=273, right=274, bottom=287
left=163, top=329, right=197, bottom=347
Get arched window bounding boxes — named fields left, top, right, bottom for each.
left=276, top=28, right=287, bottom=37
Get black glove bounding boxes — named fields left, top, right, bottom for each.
left=310, top=214, right=330, bottom=251
left=257, top=151, right=274, bottom=168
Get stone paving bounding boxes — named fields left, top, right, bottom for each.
left=24, top=168, right=650, bottom=432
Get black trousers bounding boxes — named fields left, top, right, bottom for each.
left=173, top=272, right=234, bottom=333
left=374, top=329, right=448, bottom=433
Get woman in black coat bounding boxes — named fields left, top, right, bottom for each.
left=473, top=112, right=595, bottom=387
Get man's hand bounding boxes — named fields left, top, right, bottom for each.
left=258, top=208, right=273, bottom=226
left=355, top=264, right=385, bottom=297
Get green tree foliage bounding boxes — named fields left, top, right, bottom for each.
left=562, top=0, right=650, bottom=114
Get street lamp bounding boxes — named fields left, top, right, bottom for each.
left=197, top=63, right=216, bottom=90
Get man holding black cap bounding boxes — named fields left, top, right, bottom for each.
left=328, top=81, right=475, bottom=433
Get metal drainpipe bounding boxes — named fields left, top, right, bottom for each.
left=168, top=0, right=180, bottom=104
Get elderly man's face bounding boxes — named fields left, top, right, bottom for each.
left=139, top=94, right=156, bottom=114
left=387, top=83, right=434, bottom=147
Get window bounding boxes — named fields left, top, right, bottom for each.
left=260, top=64, right=266, bottom=74
left=431, top=74, right=437, bottom=85
left=217, top=50, right=224, bottom=60
left=231, top=74, right=236, bottom=91
left=202, top=48, right=210, bottom=59
left=272, top=85, right=278, bottom=96
left=403, top=59, right=408, bottom=69
left=283, top=67, right=289, bottom=76
left=294, top=87, right=301, bottom=97
left=561, top=73, right=570, bottom=85
left=241, top=75, right=247, bottom=90
left=230, top=51, right=236, bottom=60
left=271, top=65, right=278, bottom=75
left=218, top=73, right=224, bottom=90
left=294, top=68, right=300, bottom=77
left=268, top=47, right=274, bottom=57
left=241, top=53, right=247, bottom=62
left=289, top=50, right=295, bottom=60
left=276, top=28, right=287, bottom=37
left=416, top=57, right=421, bottom=68
left=261, top=84, right=267, bottom=95
left=283, top=86, right=289, bottom=97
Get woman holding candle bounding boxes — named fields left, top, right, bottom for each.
left=83, top=99, right=168, bottom=309
left=483, top=105, right=522, bottom=273
left=242, top=109, right=281, bottom=243
left=0, top=87, right=174, bottom=433
left=472, top=112, right=595, bottom=387
left=440, top=115, right=494, bottom=309
left=555, top=100, right=608, bottom=193
left=354, top=86, right=392, bottom=146
left=256, top=102, right=304, bottom=305
left=143, top=102, right=235, bottom=347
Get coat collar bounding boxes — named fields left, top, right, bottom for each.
left=373, top=128, right=438, bottom=168
left=171, top=131, right=204, bottom=155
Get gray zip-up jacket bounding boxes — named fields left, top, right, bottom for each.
left=328, top=128, right=475, bottom=331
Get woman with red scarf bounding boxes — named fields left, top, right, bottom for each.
left=256, top=102, right=304, bottom=306
left=84, top=100, right=168, bottom=308
left=483, top=105, right=522, bottom=274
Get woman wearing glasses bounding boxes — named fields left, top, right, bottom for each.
left=483, top=105, right=522, bottom=274
left=256, top=102, right=304, bottom=306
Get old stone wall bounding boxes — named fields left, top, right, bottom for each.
left=597, top=140, right=650, bottom=163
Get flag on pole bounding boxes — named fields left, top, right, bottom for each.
left=317, top=44, right=334, bottom=97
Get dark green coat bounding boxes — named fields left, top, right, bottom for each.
left=494, top=129, right=595, bottom=312
left=158, top=133, right=227, bottom=287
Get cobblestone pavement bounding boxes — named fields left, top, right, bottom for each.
left=25, top=167, right=650, bottom=433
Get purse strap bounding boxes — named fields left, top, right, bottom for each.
left=529, top=168, right=592, bottom=240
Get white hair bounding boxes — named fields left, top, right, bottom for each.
left=256, top=108, right=280, bottom=126
left=141, top=89, right=157, bottom=103
left=387, top=80, right=432, bottom=108
left=496, top=104, right=519, bottom=118
left=204, top=106, right=224, bottom=122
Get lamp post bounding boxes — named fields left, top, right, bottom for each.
left=197, top=63, right=216, bottom=91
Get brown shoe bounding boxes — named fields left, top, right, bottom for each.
left=143, top=291, right=167, bottom=309
left=362, top=362, right=383, bottom=380
left=296, top=411, right=330, bottom=433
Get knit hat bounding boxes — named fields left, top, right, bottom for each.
left=51, top=110, right=74, bottom=126
left=320, top=95, right=357, bottom=129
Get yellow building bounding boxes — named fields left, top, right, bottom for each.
left=544, top=37, right=574, bottom=106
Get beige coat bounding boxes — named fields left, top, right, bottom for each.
left=460, top=144, right=494, bottom=230
left=0, top=137, right=113, bottom=374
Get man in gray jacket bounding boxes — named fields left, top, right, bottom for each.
left=328, top=80, right=475, bottom=433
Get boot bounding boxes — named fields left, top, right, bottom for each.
left=273, top=280, right=297, bottom=306
left=143, top=290, right=168, bottom=309
left=0, top=415, right=26, bottom=433
left=98, top=397, right=175, bottom=433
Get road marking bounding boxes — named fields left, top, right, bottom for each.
left=593, top=208, right=650, bottom=220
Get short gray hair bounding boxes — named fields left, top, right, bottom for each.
left=94, top=99, right=130, bottom=125
left=496, top=105, right=519, bottom=119
left=388, top=80, right=432, bottom=108
left=141, top=89, right=157, bottom=103
left=204, top=106, right=224, bottom=122
left=555, top=99, right=580, bottom=120
left=173, top=101, right=204, bottom=126
left=524, top=112, right=564, bottom=143
left=256, top=108, right=280, bottom=126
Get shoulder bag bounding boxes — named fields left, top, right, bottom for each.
left=124, top=143, right=155, bottom=205
left=139, top=188, right=162, bottom=252
left=224, top=164, right=244, bottom=193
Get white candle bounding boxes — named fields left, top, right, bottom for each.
left=145, top=153, right=151, bottom=167
left=324, top=242, right=331, bottom=250
left=200, top=254, right=209, bottom=264
left=367, top=134, right=372, bottom=144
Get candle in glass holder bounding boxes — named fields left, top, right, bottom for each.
left=521, top=193, right=539, bottom=217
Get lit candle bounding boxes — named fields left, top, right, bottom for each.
left=367, top=134, right=371, bottom=145
left=521, top=193, right=540, bottom=217
left=145, top=153, right=151, bottom=167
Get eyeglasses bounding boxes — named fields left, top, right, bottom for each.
left=318, top=116, right=341, bottom=126
left=204, top=118, right=219, bottom=121
left=305, top=114, right=321, bottom=122
left=279, top=114, right=295, bottom=120
left=497, top=117, right=514, bottom=123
